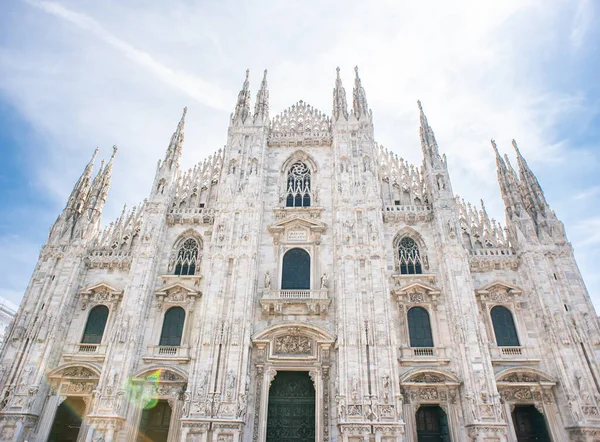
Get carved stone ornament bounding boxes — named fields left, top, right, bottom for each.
left=273, top=335, right=312, bottom=355
left=475, top=281, right=522, bottom=302
left=78, top=283, right=123, bottom=310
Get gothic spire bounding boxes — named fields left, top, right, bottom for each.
left=352, top=66, right=369, bottom=120
left=86, top=146, right=117, bottom=215
left=332, top=67, right=348, bottom=121
left=66, top=147, right=98, bottom=215
left=417, top=100, right=441, bottom=164
left=232, top=69, right=252, bottom=124
left=512, top=139, right=548, bottom=214
left=254, top=69, right=269, bottom=123
left=492, top=139, right=528, bottom=221
left=164, top=107, right=187, bottom=170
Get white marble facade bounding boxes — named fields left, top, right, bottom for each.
left=0, top=67, right=599, bottom=442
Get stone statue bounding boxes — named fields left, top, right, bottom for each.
left=320, top=273, right=328, bottom=289
left=264, top=271, right=271, bottom=289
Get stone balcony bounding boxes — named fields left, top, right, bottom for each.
left=63, top=343, right=107, bottom=362
left=488, top=346, right=540, bottom=365
left=260, top=289, right=330, bottom=316
left=398, top=346, right=450, bottom=365
left=142, top=345, right=191, bottom=364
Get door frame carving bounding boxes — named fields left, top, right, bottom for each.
left=251, top=322, right=335, bottom=442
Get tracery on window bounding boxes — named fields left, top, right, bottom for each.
left=398, top=237, right=423, bottom=274
left=285, top=162, right=312, bottom=207
left=174, top=239, right=199, bottom=276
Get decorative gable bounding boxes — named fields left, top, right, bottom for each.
left=268, top=216, right=327, bottom=245
left=155, top=282, right=201, bottom=310
left=78, top=283, right=123, bottom=310
left=475, top=280, right=522, bottom=303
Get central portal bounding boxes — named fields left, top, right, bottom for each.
left=266, top=371, right=316, bottom=442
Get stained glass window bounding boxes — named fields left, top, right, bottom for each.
left=174, top=239, right=199, bottom=276
left=398, top=237, right=423, bottom=274
left=286, top=162, right=311, bottom=207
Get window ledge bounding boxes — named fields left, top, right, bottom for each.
left=489, top=346, right=540, bottom=365
left=142, top=345, right=191, bottom=363
left=63, top=343, right=107, bottom=362
left=398, top=346, right=450, bottom=365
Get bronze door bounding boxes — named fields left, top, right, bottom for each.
left=266, top=371, right=316, bottom=442
left=137, top=400, right=172, bottom=442
left=513, top=405, right=551, bottom=442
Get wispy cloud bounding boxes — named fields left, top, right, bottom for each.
left=25, top=0, right=230, bottom=111
left=574, top=186, right=600, bottom=200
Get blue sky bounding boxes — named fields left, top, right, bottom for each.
left=0, top=0, right=599, bottom=310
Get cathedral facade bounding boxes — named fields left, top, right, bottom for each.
left=0, top=67, right=599, bottom=442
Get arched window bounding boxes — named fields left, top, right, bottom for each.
left=174, top=239, right=199, bottom=276
left=285, top=162, right=311, bottom=207
left=398, top=237, right=423, bottom=274
left=159, top=307, right=185, bottom=347
left=407, top=307, right=434, bottom=348
left=81, top=305, right=109, bottom=344
left=491, top=306, right=520, bottom=347
left=281, top=248, right=310, bottom=290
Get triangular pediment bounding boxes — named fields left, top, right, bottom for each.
left=476, top=280, right=522, bottom=296
left=155, top=282, right=200, bottom=296
left=78, top=282, right=123, bottom=296
left=268, top=216, right=327, bottom=233
left=395, top=281, right=441, bottom=296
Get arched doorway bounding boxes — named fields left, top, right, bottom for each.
left=512, top=405, right=551, bottom=442
left=416, top=405, right=450, bottom=442
left=266, top=371, right=315, bottom=442
left=137, top=399, right=172, bottom=442
left=47, top=397, right=86, bottom=442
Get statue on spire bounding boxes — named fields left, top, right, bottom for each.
left=164, top=106, right=187, bottom=170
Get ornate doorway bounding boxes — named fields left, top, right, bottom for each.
left=512, top=405, right=551, bottom=442
left=266, top=371, right=315, bottom=442
left=137, top=400, right=172, bottom=442
left=47, top=397, right=85, bottom=442
left=416, top=405, right=450, bottom=442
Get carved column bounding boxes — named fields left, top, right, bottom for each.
left=34, top=392, right=62, bottom=442
left=252, top=365, right=264, bottom=442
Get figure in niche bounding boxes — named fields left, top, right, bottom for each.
left=264, top=271, right=271, bottom=289
left=320, top=273, right=329, bottom=289
left=437, top=175, right=446, bottom=190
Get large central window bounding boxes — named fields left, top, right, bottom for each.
left=281, top=248, right=310, bottom=290
left=286, top=162, right=311, bottom=207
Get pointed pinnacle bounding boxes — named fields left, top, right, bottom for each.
left=262, top=69, right=268, bottom=82
left=490, top=139, right=500, bottom=157
left=336, top=66, right=341, bottom=79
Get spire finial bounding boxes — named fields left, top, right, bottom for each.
left=418, top=101, right=440, bottom=162
left=352, top=65, right=369, bottom=120
left=254, top=68, right=270, bottom=123
left=233, top=69, right=252, bottom=123
left=333, top=67, right=348, bottom=121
